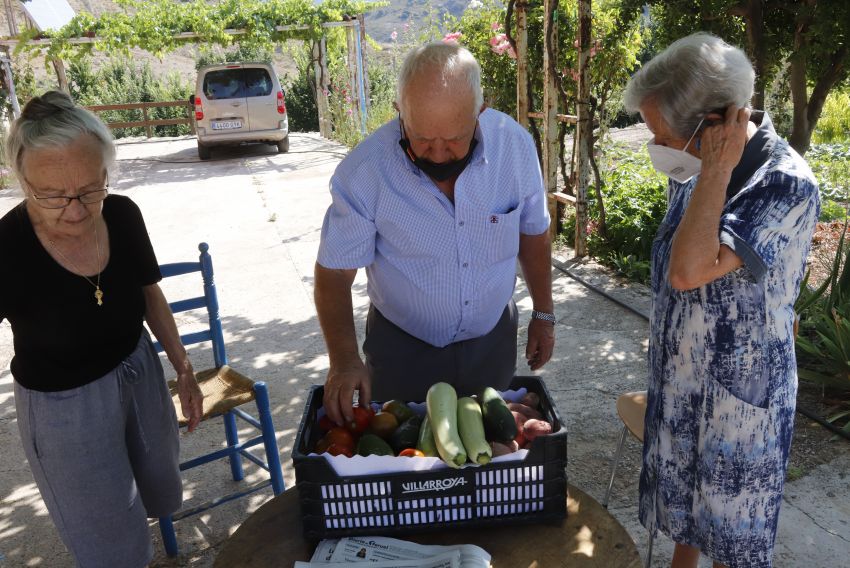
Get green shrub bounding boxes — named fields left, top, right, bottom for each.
left=820, top=199, right=847, bottom=222
left=795, top=224, right=850, bottom=397
left=283, top=47, right=319, bottom=132
left=608, top=252, right=652, bottom=284
left=808, top=142, right=850, bottom=204
left=560, top=145, right=667, bottom=280
left=812, top=89, right=850, bottom=145
left=598, top=149, right=668, bottom=261
left=196, top=44, right=275, bottom=69
left=68, top=59, right=193, bottom=138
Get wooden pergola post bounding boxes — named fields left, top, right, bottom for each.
left=3, top=0, right=19, bottom=36
left=357, top=14, right=371, bottom=110
left=542, top=0, right=559, bottom=239
left=0, top=52, right=21, bottom=118
left=574, top=0, right=591, bottom=256
left=345, top=20, right=360, bottom=118
left=52, top=58, right=69, bottom=93
left=313, top=37, right=332, bottom=138
left=515, top=1, right=529, bottom=129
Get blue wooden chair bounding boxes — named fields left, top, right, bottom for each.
left=153, top=242, right=285, bottom=557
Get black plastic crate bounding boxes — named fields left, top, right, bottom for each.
left=291, top=376, right=568, bottom=540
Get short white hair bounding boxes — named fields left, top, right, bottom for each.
left=5, top=90, right=115, bottom=180
left=624, top=33, right=755, bottom=138
left=396, top=42, right=484, bottom=120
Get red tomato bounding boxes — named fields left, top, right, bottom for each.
left=398, top=448, right=425, bottom=458
left=346, top=405, right=375, bottom=434
left=314, top=436, right=331, bottom=454
left=318, top=415, right=335, bottom=432
left=325, top=443, right=354, bottom=458
left=326, top=426, right=355, bottom=448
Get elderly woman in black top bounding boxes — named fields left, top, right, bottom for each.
left=0, top=91, right=203, bottom=567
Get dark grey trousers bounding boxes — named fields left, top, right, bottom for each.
left=364, top=301, right=518, bottom=402
left=15, top=331, right=181, bottom=568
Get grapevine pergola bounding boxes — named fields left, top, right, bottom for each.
left=0, top=0, right=375, bottom=137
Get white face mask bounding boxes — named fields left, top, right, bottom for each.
left=647, top=118, right=704, bottom=183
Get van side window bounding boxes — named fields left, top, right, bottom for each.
left=244, top=68, right=273, bottom=97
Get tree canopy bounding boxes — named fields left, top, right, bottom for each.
left=619, top=0, right=850, bottom=153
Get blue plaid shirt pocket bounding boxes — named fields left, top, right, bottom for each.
left=473, top=208, right=522, bottom=265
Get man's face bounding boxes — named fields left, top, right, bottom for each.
left=398, top=77, right=479, bottom=164
left=401, top=112, right=477, bottom=164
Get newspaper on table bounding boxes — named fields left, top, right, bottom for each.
left=300, top=535, right=491, bottom=568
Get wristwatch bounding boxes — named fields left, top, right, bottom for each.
left=531, top=310, right=556, bottom=324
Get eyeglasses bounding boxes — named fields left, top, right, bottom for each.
left=26, top=176, right=110, bottom=209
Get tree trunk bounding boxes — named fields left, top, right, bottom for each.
left=588, top=96, right=606, bottom=239
left=788, top=28, right=809, bottom=154
left=788, top=14, right=848, bottom=154
left=728, top=1, right=766, bottom=107
left=745, top=0, right=765, bottom=108
left=542, top=0, right=560, bottom=239
left=575, top=0, right=592, bottom=257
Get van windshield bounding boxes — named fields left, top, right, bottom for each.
left=203, top=68, right=274, bottom=100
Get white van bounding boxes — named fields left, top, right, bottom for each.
left=192, top=62, right=289, bottom=160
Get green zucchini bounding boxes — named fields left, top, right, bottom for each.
left=426, top=382, right=467, bottom=468
left=457, top=397, right=492, bottom=465
left=478, top=386, right=518, bottom=444
left=417, top=414, right=438, bottom=457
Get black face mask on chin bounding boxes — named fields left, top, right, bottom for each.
left=398, top=120, right=478, bottom=182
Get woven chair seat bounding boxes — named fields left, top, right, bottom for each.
left=168, top=365, right=256, bottom=425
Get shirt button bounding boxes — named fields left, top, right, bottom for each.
left=464, top=300, right=469, bottom=305
left=458, top=221, right=465, bottom=226
left=462, top=262, right=469, bottom=268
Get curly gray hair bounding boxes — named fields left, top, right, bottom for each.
left=624, top=33, right=755, bottom=139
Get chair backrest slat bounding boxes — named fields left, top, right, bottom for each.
left=179, top=329, right=214, bottom=347
left=160, top=261, right=202, bottom=278
left=155, top=242, right=228, bottom=367
left=170, top=297, right=207, bottom=314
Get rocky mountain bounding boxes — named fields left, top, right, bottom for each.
left=363, top=0, right=471, bottom=42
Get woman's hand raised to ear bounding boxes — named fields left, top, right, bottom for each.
left=699, top=106, right=751, bottom=176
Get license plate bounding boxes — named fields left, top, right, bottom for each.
left=212, top=120, right=242, bottom=130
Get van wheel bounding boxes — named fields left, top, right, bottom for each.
left=277, top=135, right=290, bottom=153
left=197, top=142, right=211, bottom=160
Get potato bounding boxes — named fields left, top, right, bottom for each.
left=490, top=441, right=514, bottom=457
left=508, top=402, right=543, bottom=420
left=520, top=392, right=541, bottom=410
left=522, top=419, right=552, bottom=442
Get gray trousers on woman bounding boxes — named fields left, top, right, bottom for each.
left=364, top=301, right=518, bottom=402
left=14, top=331, right=181, bottom=568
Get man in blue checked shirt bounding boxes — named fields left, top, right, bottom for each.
left=315, top=42, right=555, bottom=426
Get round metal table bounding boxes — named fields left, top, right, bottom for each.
left=215, top=484, right=642, bottom=567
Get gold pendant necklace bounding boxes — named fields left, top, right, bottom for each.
left=49, top=219, right=104, bottom=306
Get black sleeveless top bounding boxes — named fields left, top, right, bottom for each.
left=0, top=194, right=161, bottom=391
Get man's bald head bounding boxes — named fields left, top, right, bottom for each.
left=395, top=42, right=484, bottom=124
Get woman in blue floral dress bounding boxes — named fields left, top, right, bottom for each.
left=623, top=33, right=821, bottom=568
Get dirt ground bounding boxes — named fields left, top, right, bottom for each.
left=0, top=133, right=848, bottom=568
